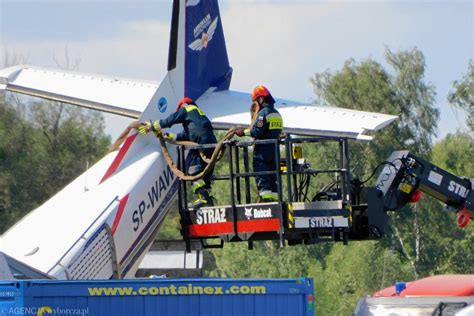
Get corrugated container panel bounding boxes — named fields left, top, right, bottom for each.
left=0, top=278, right=314, bottom=316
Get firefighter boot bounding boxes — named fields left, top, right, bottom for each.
left=192, top=188, right=214, bottom=209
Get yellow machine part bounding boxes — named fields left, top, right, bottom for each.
left=292, top=145, right=303, bottom=160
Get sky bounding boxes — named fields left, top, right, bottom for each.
left=0, top=0, right=472, bottom=141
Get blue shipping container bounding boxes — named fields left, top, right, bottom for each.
left=0, top=278, right=314, bottom=316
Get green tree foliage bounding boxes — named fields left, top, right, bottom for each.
left=0, top=93, right=110, bottom=233
left=315, top=242, right=414, bottom=315
left=28, top=101, right=109, bottom=197
left=432, top=132, right=474, bottom=178
left=0, top=92, right=26, bottom=229
left=311, top=47, right=438, bottom=176
left=431, top=132, right=474, bottom=274
left=207, top=241, right=321, bottom=278
left=448, top=61, right=474, bottom=132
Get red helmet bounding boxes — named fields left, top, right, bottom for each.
left=251, top=85, right=271, bottom=101
left=176, top=97, right=193, bottom=111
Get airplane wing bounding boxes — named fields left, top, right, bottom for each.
left=198, top=90, right=398, bottom=140
left=1, top=65, right=396, bottom=140
left=0, top=65, right=158, bottom=118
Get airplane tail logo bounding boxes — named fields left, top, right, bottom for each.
left=184, top=0, right=232, bottom=100
left=188, top=15, right=218, bottom=51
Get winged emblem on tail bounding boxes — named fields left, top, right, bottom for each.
left=188, top=17, right=219, bottom=51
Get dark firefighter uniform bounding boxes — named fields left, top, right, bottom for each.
left=142, top=98, right=217, bottom=207
left=243, top=102, right=283, bottom=201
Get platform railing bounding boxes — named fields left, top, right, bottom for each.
left=176, top=135, right=352, bottom=247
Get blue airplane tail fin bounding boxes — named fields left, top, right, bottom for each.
left=168, top=0, right=232, bottom=100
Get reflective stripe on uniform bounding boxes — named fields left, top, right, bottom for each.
left=266, top=113, right=283, bottom=130
left=184, top=105, right=205, bottom=116
left=193, top=196, right=207, bottom=203
left=188, top=165, right=201, bottom=175
left=192, top=179, right=206, bottom=192
left=259, top=190, right=278, bottom=201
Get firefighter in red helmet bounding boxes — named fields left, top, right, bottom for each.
left=235, top=86, right=283, bottom=202
left=139, top=97, right=217, bottom=208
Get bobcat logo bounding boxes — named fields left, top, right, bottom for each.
left=244, top=207, right=253, bottom=219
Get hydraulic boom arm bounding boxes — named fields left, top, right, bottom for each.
left=375, top=151, right=473, bottom=227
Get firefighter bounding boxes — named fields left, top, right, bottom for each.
left=138, top=97, right=217, bottom=208
left=235, top=86, right=283, bottom=202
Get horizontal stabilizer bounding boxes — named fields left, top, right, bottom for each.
left=0, top=65, right=159, bottom=118
left=0, top=251, right=52, bottom=280
left=0, top=250, right=14, bottom=280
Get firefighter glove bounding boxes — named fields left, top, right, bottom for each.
left=151, top=121, right=161, bottom=133
left=138, top=122, right=151, bottom=135
left=164, top=132, right=176, bottom=142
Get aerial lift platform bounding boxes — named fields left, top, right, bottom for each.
left=176, top=135, right=473, bottom=252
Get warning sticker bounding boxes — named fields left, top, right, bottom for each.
left=428, top=171, right=443, bottom=186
